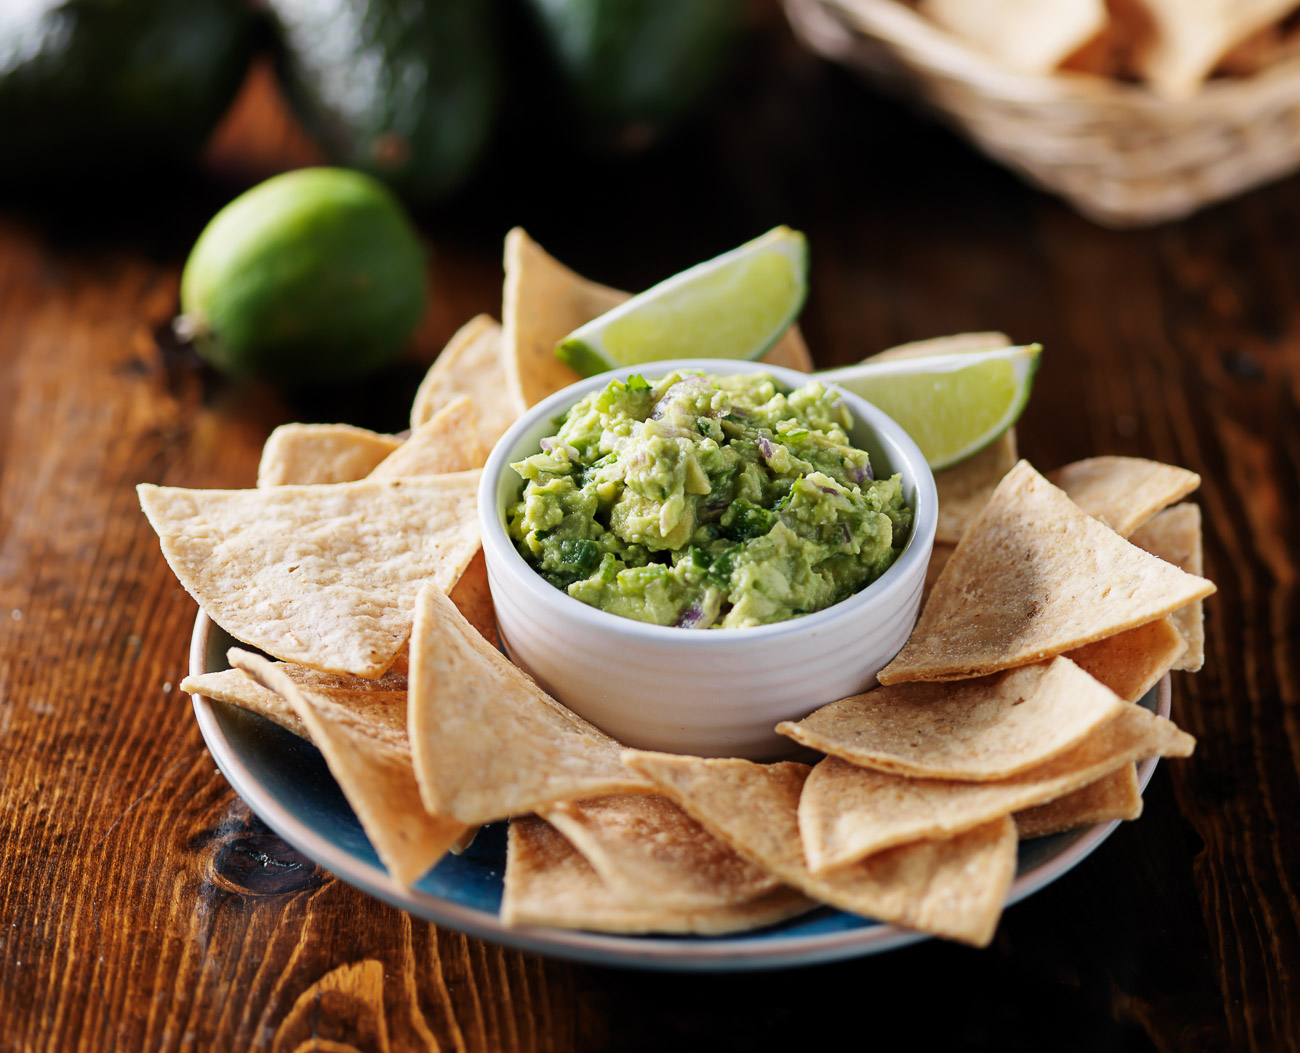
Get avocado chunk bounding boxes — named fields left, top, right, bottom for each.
left=180, top=167, right=428, bottom=384
left=266, top=0, right=501, bottom=203
left=0, top=0, right=251, bottom=178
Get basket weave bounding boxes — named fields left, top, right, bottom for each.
left=784, top=0, right=1300, bottom=226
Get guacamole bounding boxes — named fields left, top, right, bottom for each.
left=508, top=371, right=912, bottom=628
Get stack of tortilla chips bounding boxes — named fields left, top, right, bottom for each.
left=914, top=0, right=1300, bottom=101
left=145, top=231, right=1213, bottom=949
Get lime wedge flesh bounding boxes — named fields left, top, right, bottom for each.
left=818, top=345, right=1041, bottom=470
left=556, top=226, right=808, bottom=376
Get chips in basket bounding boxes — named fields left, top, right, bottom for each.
left=916, top=0, right=1300, bottom=99
left=146, top=231, right=1213, bottom=950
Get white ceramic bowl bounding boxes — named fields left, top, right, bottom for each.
left=478, top=358, right=938, bottom=759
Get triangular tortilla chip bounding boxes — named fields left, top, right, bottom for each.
left=1130, top=504, right=1205, bottom=671
left=623, top=752, right=1018, bottom=947
left=923, top=542, right=955, bottom=606
left=1125, top=0, right=1299, bottom=99
left=934, top=429, right=1018, bottom=544
left=502, top=228, right=630, bottom=410
left=759, top=324, right=814, bottom=372
left=410, top=314, right=523, bottom=451
left=779, top=657, right=1125, bottom=781
left=503, top=228, right=814, bottom=409
left=878, top=461, right=1216, bottom=684
left=1047, top=456, right=1200, bottom=537
left=868, top=331, right=1012, bottom=364
left=408, top=584, right=649, bottom=824
left=180, top=662, right=408, bottom=742
left=446, top=548, right=496, bottom=645
left=370, top=395, right=487, bottom=478
left=539, top=794, right=784, bottom=912
left=257, top=424, right=401, bottom=487
left=1066, top=617, right=1186, bottom=702
left=1015, top=765, right=1143, bottom=838
left=138, top=473, right=482, bottom=678
left=229, top=649, right=467, bottom=886
left=501, top=816, right=813, bottom=935
left=921, top=0, right=1107, bottom=73
left=253, top=406, right=495, bottom=647
left=797, top=704, right=1192, bottom=871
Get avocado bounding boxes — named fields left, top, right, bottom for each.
left=0, top=0, right=251, bottom=178
left=180, top=167, right=428, bottom=384
left=266, top=0, right=500, bottom=203
left=521, top=0, right=742, bottom=150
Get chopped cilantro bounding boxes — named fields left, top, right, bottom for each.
left=725, top=499, right=775, bottom=540
left=706, top=544, right=741, bottom=589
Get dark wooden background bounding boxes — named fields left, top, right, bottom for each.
left=1, top=8, right=1297, bottom=1051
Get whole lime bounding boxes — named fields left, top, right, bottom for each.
left=180, top=168, right=427, bottom=383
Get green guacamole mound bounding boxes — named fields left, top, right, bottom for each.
left=507, top=371, right=912, bottom=629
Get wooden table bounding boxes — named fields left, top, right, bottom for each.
left=2, top=15, right=1296, bottom=1052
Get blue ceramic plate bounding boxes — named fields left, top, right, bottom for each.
left=190, top=611, right=1170, bottom=972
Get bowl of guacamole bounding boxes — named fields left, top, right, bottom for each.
left=506, top=370, right=912, bottom=629
left=478, top=358, right=938, bottom=759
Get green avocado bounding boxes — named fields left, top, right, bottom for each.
left=180, top=167, right=428, bottom=384
left=522, top=0, right=742, bottom=150
left=266, top=0, right=500, bottom=203
left=0, top=0, right=251, bottom=178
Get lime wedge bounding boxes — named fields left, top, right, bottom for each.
left=555, top=227, right=808, bottom=376
left=819, top=344, right=1041, bottom=470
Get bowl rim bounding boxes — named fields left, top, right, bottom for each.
left=477, top=357, right=939, bottom=645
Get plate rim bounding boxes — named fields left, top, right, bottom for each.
left=189, top=609, right=1169, bottom=972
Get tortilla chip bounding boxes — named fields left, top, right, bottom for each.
left=257, top=424, right=401, bottom=488
left=180, top=662, right=408, bottom=742
left=1047, top=456, right=1200, bottom=537
left=797, top=704, right=1192, bottom=871
left=623, top=752, right=1018, bottom=947
left=370, top=395, right=487, bottom=479
left=503, top=228, right=814, bottom=409
left=877, top=461, right=1216, bottom=684
left=1015, top=765, right=1143, bottom=839
left=779, top=657, right=1124, bottom=781
left=501, top=816, right=813, bottom=935
left=446, top=548, right=496, bottom=645
left=920, top=0, right=1107, bottom=73
left=254, top=413, right=495, bottom=648
left=1125, top=0, right=1299, bottom=99
left=1215, top=18, right=1300, bottom=76
left=407, top=583, right=649, bottom=825
left=760, top=326, right=814, bottom=372
left=868, top=331, right=1012, bottom=364
left=1130, top=504, right=1205, bottom=671
left=138, top=473, right=482, bottom=678
left=540, top=794, right=783, bottom=912
left=410, top=314, right=523, bottom=452
left=450, top=827, right=480, bottom=855
left=1066, top=617, right=1186, bottom=702
left=502, top=228, right=629, bottom=410
left=934, top=429, right=1019, bottom=544
left=923, top=543, right=954, bottom=606
left=229, top=649, right=467, bottom=886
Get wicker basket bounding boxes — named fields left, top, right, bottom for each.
left=784, top=0, right=1300, bottom=226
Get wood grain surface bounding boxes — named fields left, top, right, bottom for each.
left=1, top=11, right=1298, bottom=1052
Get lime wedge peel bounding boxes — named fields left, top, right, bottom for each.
left=555, top=227, right=808, bottom=377
left=818, top=344, right=1042, bottom=471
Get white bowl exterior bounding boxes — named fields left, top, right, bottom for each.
left=479, top=358, right=938, bottom=759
